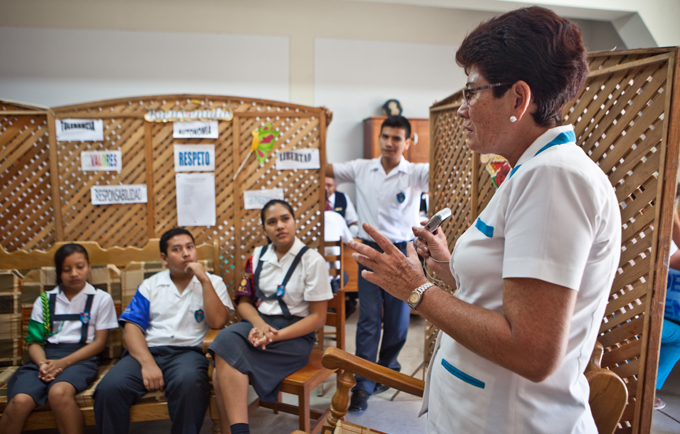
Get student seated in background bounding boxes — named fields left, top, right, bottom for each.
left=209, top=200, right=333, bottom=434
left=325, top=207, right=353, bottom=293
left=0, top=244, right=118, bottom=434
left=94, top=228, right=234, bottom=434
left=325, top=176, right=359, bottom=237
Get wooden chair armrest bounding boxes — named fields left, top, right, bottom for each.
left=318, top=348, right=425, bottom=433
left=587, top=341, right=604, bottom=371
left=584, top=342, right=627, bottom=434
left=202, top=328, right=221, bottom=353
left=322, top=347, right=425, bottom=397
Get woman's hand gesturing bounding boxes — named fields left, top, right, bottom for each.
left=348, top=223, right=429, bottom=302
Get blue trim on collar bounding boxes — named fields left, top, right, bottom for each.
left=534, top=130, right=575, bottom=155
left=508, top=130, right=576, bottom=180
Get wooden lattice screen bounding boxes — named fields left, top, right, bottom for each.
left=428, top=47, right=680, bottom=434
left=0, top=100, right=54, bottom=251
left=0, top=95, right=327, bottom=294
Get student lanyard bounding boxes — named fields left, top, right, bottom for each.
left=507, top=130, right=576, bottom=179
left=253, top=244, right=309, bottom=319
left=48, top=291, right=94, bottom=344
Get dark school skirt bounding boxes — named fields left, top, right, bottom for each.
left=209, top=314, right=315, bottom=402
left=7, top=343, right=99, bottom=406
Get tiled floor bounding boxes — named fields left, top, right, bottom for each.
left=653, top=362, right=680, bottom=433
left=27, top=309, right=680, bottom=433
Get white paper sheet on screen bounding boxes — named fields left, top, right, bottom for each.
left=81, top=150, right=122, bottom=172
left=176, top=173, right=216, bottom=226
left=243, top=188, right=284, bottom=210
left=173, top=121, right=219, bottom=139
left=56, top=119, right=104, bottom=141
left=174, top=144, right=215, bottom=172
left=275, top=149, right=320, bottom=170
left=91, top=185, right=147, bottom=205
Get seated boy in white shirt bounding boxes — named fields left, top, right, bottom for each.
left=94, top=228, right=234, bottom=434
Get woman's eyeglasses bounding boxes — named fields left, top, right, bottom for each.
left=463, top=83, right=511, bottom=105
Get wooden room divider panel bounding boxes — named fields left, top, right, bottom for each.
left=0, top=101, right=55, bottom=252
left=429, top=47, right=680, bottom=434
left=55, top=116, right=148, bottom=247
left=0, top=95, right=326, bottom=297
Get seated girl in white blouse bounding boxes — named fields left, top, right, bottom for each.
left=209, top=199, right=333, bottom=434
left=0, top=243, right=118, bottom=434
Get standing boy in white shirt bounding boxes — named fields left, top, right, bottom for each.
left=326, top=116, right=429, bottom=412
left=94, top=228, right=234, bottom=434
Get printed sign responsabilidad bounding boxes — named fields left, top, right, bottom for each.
left=91, top=185, right=148, bottom=205
left=243, top=188, right=284, bottom=210
left=56, top=119, right=104, bottom=142
left=81, top=150, right=122, bottom=172
left=174, top=145, right=215, bottom=172
left=275, top=149, right=320, bottom=170
left=173, top=121, right=219, bottom=139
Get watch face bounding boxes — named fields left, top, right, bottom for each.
left=409, top=292, right=420, bottom=304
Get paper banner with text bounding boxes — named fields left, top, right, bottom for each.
left=176, top=173, right=216, bottom=226
left=56, top=119, right=104, bottom=142
left=173, top=121, right=219, bottom=139
left=91, top=185, right=147, bottom=205
left=275, top=149, right=320, bottom=170
left=81, top=150, right=122, bottom=172
left=174, top=144, right=215, bottom=172
left=243, top=188, right=284, bottom=210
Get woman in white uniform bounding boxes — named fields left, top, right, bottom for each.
left=349, top=7, right=621, bottom=433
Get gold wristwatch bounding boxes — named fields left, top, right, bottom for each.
left=407, top=282, right=436, bottom=311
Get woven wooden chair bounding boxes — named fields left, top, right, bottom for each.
left=0, top=239, right=221, bottom=431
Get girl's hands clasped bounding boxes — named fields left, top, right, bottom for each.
left=248, top=324, right=279, bottom=350
left=38, top=360, right=64, bottom=382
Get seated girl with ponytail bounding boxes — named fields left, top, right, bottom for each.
left=0, top=243, right=118, bottom=434
left=209, top=199, right=333, bottom=434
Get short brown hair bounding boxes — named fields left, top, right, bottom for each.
left=456, top=6, right=589, bottom=127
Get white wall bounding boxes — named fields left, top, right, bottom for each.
left=316, top=38, right=464, bottom=164
left=0, top=27, right=290, bottom=107
left=0, top=0, right=630, bottom=107
left=315, top=39, right=465, bottom=202
left=575, top=20, right=626, bottom=52
left=0, top=0, right=661, bottom=218
left=342, top=0, right=680, bottom=47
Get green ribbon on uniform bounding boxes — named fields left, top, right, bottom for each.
left=25, top=292, right=50, bottom=344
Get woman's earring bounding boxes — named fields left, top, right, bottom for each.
left=510, top=116, right=517, bottom=123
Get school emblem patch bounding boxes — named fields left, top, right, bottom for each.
left=276, top=285, right=286, bottom=297
left=194, top=309, right=205, bottom=323
left=396, top=192, right=405, bottom=203
left=80, top=312, right=91, bottom=325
